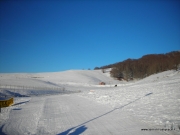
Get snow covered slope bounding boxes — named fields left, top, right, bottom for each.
left=0, top=70, right=120, bottom=87
left=0, top=69, right=180, bottom=135
left=80, top=70, right=180, bottom=134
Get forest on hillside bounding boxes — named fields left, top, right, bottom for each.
left=95, top=51, right=180, bottom=80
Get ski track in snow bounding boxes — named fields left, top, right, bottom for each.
left=0, top=69, right=180, bottom=135
left=2, top=95, right=169, bottom=135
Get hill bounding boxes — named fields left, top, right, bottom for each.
left=96, top=51, right=180, bottom=80
left=0, top=69, right=180, bottom=135
left=0, top=70, right=120, bottom=87
left=0, top=69, right=121, bottom=97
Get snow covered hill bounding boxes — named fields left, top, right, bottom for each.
left=0, top=70, right=120, bottom=87
left=0, top=69, right=180, bottom=135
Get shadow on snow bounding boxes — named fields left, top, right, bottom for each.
left=0, top=125, right=6, bottom=135
left=58, top=92, right=153, bottom=135
left=58, top=125, right=87, bottom=135
left=12, top=100, right=29, bottom=106
left=5, top=90, right=30, bottom=97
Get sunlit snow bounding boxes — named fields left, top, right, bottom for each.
left=0, top=69, right=180, bottom=135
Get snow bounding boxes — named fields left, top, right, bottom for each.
left=0, top=69, right=180, bottom=135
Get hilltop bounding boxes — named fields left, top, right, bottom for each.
left=95, top=51, right=180, bottom=80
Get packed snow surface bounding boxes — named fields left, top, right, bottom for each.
left=0, top=69, right=180, bottom=135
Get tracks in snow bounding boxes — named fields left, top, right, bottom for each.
left=35, top=94, right=168, bottom=135
left=1, top=94, right=169, bottom=135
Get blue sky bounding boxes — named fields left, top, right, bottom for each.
left=0, top=0, right=180, bottom=73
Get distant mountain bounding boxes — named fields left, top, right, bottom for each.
left=95, top=51, right=180, bottom=80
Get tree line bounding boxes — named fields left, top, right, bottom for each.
left=95, top=51, right=180, bottom=80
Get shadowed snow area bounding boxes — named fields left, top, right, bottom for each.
left=0, top=69, right=180, bottom=135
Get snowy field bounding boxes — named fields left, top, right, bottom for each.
left=0, top=69, right=180, bottom=135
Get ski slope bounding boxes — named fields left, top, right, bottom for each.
left=0, top=69, right=180, bottom=135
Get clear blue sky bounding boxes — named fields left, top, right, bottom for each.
left=0, top=0, right=180, bottom=73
